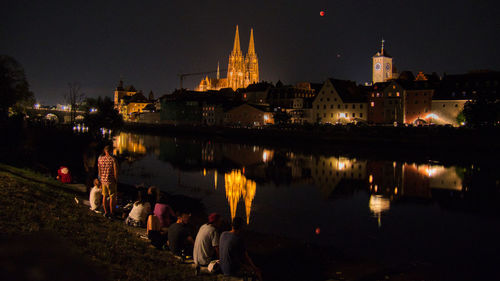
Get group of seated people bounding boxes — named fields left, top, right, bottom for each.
left=117, top=185, right=262, bottom=280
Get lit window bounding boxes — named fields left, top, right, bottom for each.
left=371, top=102, right=375, bottom=107
left=396, top=92, right=400, bottom=97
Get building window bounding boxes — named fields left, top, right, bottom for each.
left=317, top=105, right=319, bottom=109
left=442, top=104, right=446, bottom=108
left=334, top=98, right=337, bottom=101
left=352, top=104, right=355, bottom=109
left=360, top=104, right=363, bottom=109
left=370, top=102, right=375, bottom=107
left=337, top=104, right=341, bottom=109
left=388, top=93, right=392, bottom=97
left=330, top=104, right=334, bottom=109
left=323, top=105, right=326, bottom=109
left=345, top=105, right=348, bottom=109
left=320, top=98, right=323, bottom=101
left=323, top=113, right=326, bottom=118
left=327, top=98, right=330, bottom=101
left=331, top=113, right=333, bottom=117
left=360, top=113, right=363, bottom=118
left=396, top=92, right=400, bottom=97
left=455, top=104, right=458, bottom=107
left=376, top=93, right=380, bottom=97
left=352, top=113, right=355, bottom=117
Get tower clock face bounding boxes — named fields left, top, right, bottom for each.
left=375, top=63, right=381, bottom=70
left=386, top=63, right=391, bottom=70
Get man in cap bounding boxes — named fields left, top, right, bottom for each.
left=194, top=213, right=222, bottom=267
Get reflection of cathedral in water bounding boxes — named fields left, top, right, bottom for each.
left=224, top=170, right=256, bottom=224
left=114, top=133, right=470, bottom=227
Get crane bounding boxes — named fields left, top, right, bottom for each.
left=177, top=66, right=227, bottom=89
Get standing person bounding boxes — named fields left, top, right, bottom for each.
left=97, top=145, right=118, bottom=218
left=219, top=217, right=262, bottom=281
left=194, top=213, right=222, bottom=267
left=168, top=211, right=195, bottom=257
left=83, top=141, right=98, bottom=193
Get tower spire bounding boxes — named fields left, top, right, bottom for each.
left=381, top=38, right=385, bottom=55
left=217, top=61, right=220, bottom=79
left=248, top=28, right=255, bottom=55
left=232, top=25, right=241, bottom=54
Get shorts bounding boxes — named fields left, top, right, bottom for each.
left=101, top=182, right=117, bottom=197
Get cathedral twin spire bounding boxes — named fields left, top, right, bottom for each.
left=228, top=25, right=259, bottom=90
left=196, top=25, right=259, bottom=92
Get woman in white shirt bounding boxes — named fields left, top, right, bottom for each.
left=125, top=189, right=151, bottom=227
left=89, top=179, right=102, bottom=212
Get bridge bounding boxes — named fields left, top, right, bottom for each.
left=26, top=108, right=86, bottom=124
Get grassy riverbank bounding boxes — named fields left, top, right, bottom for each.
left=0, top=164, right=214, bottom=281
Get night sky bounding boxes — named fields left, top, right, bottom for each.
left=2, top=0, right=499, bottom=104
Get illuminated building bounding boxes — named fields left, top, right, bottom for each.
left=368, top=80, right=434, bottom=125
left=430, top=71, right=500, bottom=126
left=224, top=103, right=274, bottom=127
left=114, top=80, right=155, bottom=121
left=312, top=79, right=368, bottom=124
left=224, top=170, right=257, bottom=224
left=372, top=39, right=398, bottom=84
left=266, top=82, right=322, bottom=124
left=196, top=25, right=259, bottom=91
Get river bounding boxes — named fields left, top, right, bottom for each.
left=112, top=131, right=500, bottom=280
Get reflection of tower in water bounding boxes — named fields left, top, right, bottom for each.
left=224, top=170, right=256, bottom=224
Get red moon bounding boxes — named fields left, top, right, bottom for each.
left=320, top=11, right=325, bottom=17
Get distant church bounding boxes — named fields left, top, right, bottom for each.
left=197, top=25, right=259, bottom=91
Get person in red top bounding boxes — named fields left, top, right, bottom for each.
left=98, top=145, right=118, bottom=218
left=57, top=166, right=72, bottom=183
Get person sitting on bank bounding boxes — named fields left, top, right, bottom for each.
left=56, top=166, right=72, bottom=184
left=219, top=217, right=262, bottom=281
left=147, top=186, right=160, bottom=211
left=147, top=214, right=168, bottom=249
left=194, top=213, right=222, bottom=267
left=125, top=189, right=151, bottom=227
left=89, top=178, right=102, bottom=212
left=154, top=194, right=176, bottom=230
left=168, top=211, right=195, bottom=257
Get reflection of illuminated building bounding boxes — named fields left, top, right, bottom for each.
left=369, top=195, right=390, bottom=228
left=224, top=170, right=256, bottom=224
left=311, top=156, right=366, bottom=197
left=113, top=132, right=147, bottom=155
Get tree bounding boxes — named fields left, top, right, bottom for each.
left=0, top=55, right=34, bottom=119
left=82, top=96, right=123, bottom=131
left=462, top=94, right=500, bottom=127
left=65, top=82, right=85, bottom=125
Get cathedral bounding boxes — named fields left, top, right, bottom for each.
left=197, top=25, right=259, bottom=91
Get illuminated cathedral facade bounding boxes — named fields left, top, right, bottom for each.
left=197, top=25, right=259, bottom=91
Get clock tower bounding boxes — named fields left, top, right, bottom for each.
left=372, top=39, right=393, bottom=83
